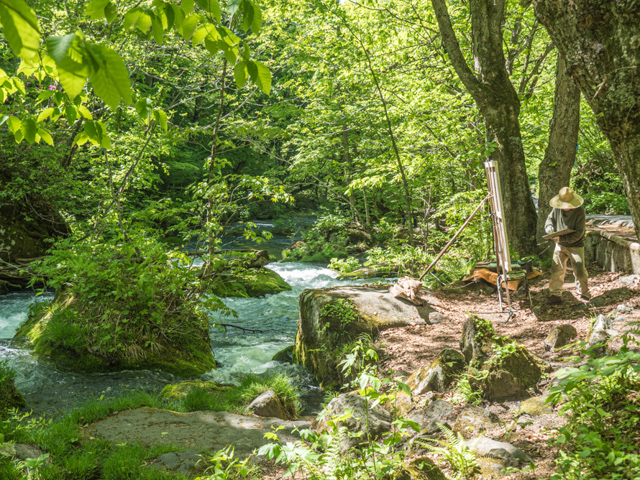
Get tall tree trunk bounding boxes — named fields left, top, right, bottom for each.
left=431, top=0, right=538, bottom=256
left=536, top=54, right=581, bottom=245
left=534, top=0, right=640, bottom=241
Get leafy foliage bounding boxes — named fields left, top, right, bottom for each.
left=548, top=333, right=640, bottom=480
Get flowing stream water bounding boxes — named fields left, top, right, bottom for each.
left=0, top=220, right=371, bottom=416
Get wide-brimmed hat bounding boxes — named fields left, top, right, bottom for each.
left=550, top=186, right=583, bottom=209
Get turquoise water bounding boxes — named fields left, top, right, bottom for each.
left=0, top=222, right=369, bottom=415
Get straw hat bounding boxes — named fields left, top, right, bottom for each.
left=550, top=186, right=583, bottom=209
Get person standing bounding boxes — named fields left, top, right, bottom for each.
left=544, top=187, right=590, bottom=304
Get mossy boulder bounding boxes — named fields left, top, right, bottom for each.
left=293, top=286, right=431, bottom=388
left=0, top=202, right=69, bottom=263
left=481, top=344, right=551, bottom=402
left=15, top=292, right=216, bottom=376
left=160, top=381, right=231, bottom=400
left=519, top=395, right=553, bottom=416
left=0, top=378, right=26, bottom=416
left=406, top=349, right=466, bottom=395
left=459, top=316, right=551, bottom=402
left=460, top=314, right=505, bottom=364
left=208, top=267, right=291, bottom=298
left=272, top=345, right=294, bottom=363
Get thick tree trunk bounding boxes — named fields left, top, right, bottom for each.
left=536, top=54, right=581, bottom=245
left=534, top=0, right=640, bottom=241
left=431, top=0, right=538, bottom=256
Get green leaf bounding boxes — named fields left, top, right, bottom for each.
left=192, top=23, right=219, bottom=44
left=6, top=115, right=21, bottom=133
left=154, top=109, right=167, bottom=131
left=180, top=14, right=199, bottom=40
left=233, top=60, right=248, bottom=88
left=249, top=0, right=261, bottom=34
left=0, top=0, right=41, bottom=61
left=86, top=44, right=132, bottom=109
left=241, top=0, right=253, bottom=32
left=64, top=105, right=78, bottom=124
left=181, top=0, right=194, bottom=15
left=195, top=0, right=221, bottom=23
left=170, top=4, right=184, bottom=29
left=78, top=105, right=93, bottom=119
left=228, top=0, right=242, bottom=15
left=247, top=60, right=271, bottom=95
left=135, top=97, right=153, bottom=121
left=151, top=16, right=164, bottom=45
left=37, top=107, right=54, bottom=123
left=46, top=34, right=90, bottom=99
left=96, top=120, right=111, bottom=148
left=84, top=0, right=110, bottom=20
left=104, top=2, right=118, bottom=23
left=37, top=127, right=53, bottom=146
left=21, top=117, right=37, bottom=143
left=123, top=8, right=142, bottom=29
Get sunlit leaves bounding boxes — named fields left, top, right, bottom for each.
left=0, top=0, right=41, bottom=61
left=85, top=0, right=117, bottom=23
left=247, top=60, right=271, bottom=94
left=195, top=0, right=221, bottom=23
left=86, top=44, right=132, bottom=109
left=46, top=33, right=91, bottom=99
left=234, top=60, right=248, bottom=88
left=75, top=120, right=111, bottom=148
left=46, top=33, right=132, bottom=110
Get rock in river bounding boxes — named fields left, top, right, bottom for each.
left=293, top=285, right=432, bottom=387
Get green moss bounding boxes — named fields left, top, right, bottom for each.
left=16, top=294, right=216, bottom=376
left=159, top=380, right=230, bottom=400
left=208, top=268, right=291, bottom=298
left=0, top=379, right=26, bottom=416
left=272, top=345, right=294, bottom=363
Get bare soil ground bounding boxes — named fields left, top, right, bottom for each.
left=377, top=263, right=640, bottom=479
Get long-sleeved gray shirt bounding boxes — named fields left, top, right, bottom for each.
left=544, top=206, right=586, bottom=247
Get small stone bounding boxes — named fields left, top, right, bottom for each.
left=246, top=390, right=289, bottom=420
left=428, top=311, right=448, bottom=324
left=614, top=316, right=626, bottom=323
left=453, top=405, right=498, bottom=439
left=465, top=436, right=532, bottom=464
left=544, top=324, right=578, bottom=352
left=588, top=297, right=605, bottom=308
left=409, top=399, right=454, bottom=434
left=318, top=392, right=393, bottom=450
left=519, top=395, right=553, bottom=416
left=618, top=275, right=639, bottom=286
left=617, top=304, right=632, bottom=314
left=407, top=349, right=466, bottom=395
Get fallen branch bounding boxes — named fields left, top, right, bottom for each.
left=214, top=323, right=265, bottom=333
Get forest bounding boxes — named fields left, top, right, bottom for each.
left=0, top=0, right=639, bottom=479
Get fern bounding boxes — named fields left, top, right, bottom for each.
left=419, top=423, right=481, bottom=480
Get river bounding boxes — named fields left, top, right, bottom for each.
left=0, top=220, right=371, bottom=416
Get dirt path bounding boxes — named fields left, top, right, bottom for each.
left=377, top=265, right=640, bottom=479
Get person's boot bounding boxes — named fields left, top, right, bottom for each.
left=547, top=295, right=563, bottom=305
left=580, top=292, right=591, bottom=301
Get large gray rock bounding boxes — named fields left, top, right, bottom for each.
left=408, top=400, right=454, bottom=434
left=465, top=436, right=532, bottom=464
left=294, top=286, right=431, bottom=387
left=88, top=407, right=310, bottom=460
left=317, top=392, right=393, bottom=449
left=453, top=405, right=499, bottom=439
left=544, top=324, right=578, bottom=351
left=406, top=349, right=466, bottom=395
left=246, top=389, right=290, bottom=420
